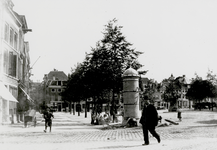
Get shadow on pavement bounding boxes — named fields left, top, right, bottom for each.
left=186, top=125, right=217, bottom=129
left=55, top=127, right=101, bottom=130
left=196, top=119, right=217, bottom=124
left=88, top=144, right=142, bottom=149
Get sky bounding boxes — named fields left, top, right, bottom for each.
left=13, top=0, right=217, bottom=83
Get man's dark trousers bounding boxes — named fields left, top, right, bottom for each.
left=142, top=124, right=160, bottom=144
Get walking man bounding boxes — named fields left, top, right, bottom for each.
left=43, top=107, right=54, bottom=132
left=139, top=100, right=160, bottom=145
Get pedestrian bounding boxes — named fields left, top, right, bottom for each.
left=177, top=109, right=182, bottom=121
left=43, top=107, right=54, bottom=132
left=139, top=100, right=160, bottom=146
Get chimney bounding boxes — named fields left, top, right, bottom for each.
left=43, top=74, right=47, bottom=81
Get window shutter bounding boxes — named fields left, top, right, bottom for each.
left=13, top=54, right=17, bottom=77
left=9, top=52, right=13, bottom=75
left=4, top=49, right=8, bottom=74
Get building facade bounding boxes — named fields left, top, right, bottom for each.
left=43, top=69, right=68, bottom=111
left=0, top=0, right=32, bottom=124
left=175, top=75, right=191, bottom=108
left=161, top=74, right=192, bottom=110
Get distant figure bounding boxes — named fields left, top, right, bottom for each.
left=158, top=115, right=162, bottom=123
left=177, top=109, right=182, bottom=121
left=24, top=109, right=37, bottom=128
left=139, top=100, right=160, bottom=146
left=43, top=108, right=54, bottom=132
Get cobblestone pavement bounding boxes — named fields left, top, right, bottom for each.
left=1, top=110, right=217, bottom=150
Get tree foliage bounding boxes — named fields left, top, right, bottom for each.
left=186, top=71, right=217, bottom=111
left=87, top=18, right=143, bottom=95
left=142, top=79, right=160, bottom=102
left=61, top=19, right=143, bottom=118
left=162, top=79, right=180, bottom=106
left=186, top=78, right=217, bottom=103
left=61, top=63, right=87, bottom=115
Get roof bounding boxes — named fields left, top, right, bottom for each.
left=12, top=11, right=28, bottom=28
left=47, top=71, right=68, bottom=81
left=123, top=68, right=139, bottom=77
left=140, top=77, right=149, bottom=85
left=175, top=75, right=191, bottom=85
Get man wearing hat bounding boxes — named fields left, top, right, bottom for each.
left=139, top=100, right=160, bottom=145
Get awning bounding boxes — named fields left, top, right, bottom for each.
left=0, top=81, right=18, bottom=102
left=19, top=86, right=34, bottom=103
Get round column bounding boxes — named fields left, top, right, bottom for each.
left=122, top=68, right=140, bottom=125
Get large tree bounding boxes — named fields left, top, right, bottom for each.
left=86, top=19, right=143, bottom=121
left=186, top=77, right=217, bottom=110
left=61, top=63, right=87, bottom=116
left=206, top=70, right=217, bottom=111
left=63, top=19, right=143, bottom=122
left=162, top=81, right=180, bottom=108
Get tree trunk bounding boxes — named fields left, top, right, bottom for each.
left=211, top=98, right=213, bottom=111
left=111, top=91, right=116, bottom=123
left=85, top=99, right=87, bottom=118
left=69, top=101, right=72, bottom=114
left=199, top=100, right=201, bottom=111
left=91, top=98, right=96, bottom=124
left=78, top=101, right=80, bottom=116
left=73, top=102, right=75, bottom=115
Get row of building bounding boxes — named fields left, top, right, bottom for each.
left=0, top=0, right=33, bottom=125
left=29, top=69, right=193, bottom=115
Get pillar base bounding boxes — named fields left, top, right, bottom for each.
left=122, top=117, right=140, bottom=127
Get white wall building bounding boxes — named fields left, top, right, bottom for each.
left=0, top=0, right=32, bottom=124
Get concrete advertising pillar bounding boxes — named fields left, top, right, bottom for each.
left=122, top=68, right=140, bottom=126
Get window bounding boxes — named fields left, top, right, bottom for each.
left=4, top=24, right=18, bottom=49
left=58, top=81, right=61, bottom=86
left=51, top=95, right=55, bottom=101
left=9, top=52, right=13, bottom=75
left=10, top=28, right=14, bottom=46
left=9, top=85, right=18, bottom=99
left=4, top=23, right=9, bottom=42
left=3, top=49, right=9, bottom=74
left=14, top=32, right=18, bottom=49
left=8, top=52, right=17, bottom=77
left=58, top=95, right=61, bottom=101
left=51, top=81, right=57, bottom=85
left=57, top=89, right=62, bottom=92
left=51, top=89, right=56, bottom=92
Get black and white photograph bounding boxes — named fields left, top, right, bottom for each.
left=1, top=0, right=217, bottom=149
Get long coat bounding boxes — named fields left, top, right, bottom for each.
left=139, top=104, right=158, bottom=127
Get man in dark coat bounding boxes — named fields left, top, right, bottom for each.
left=139, top=100, right=160, bottom=145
